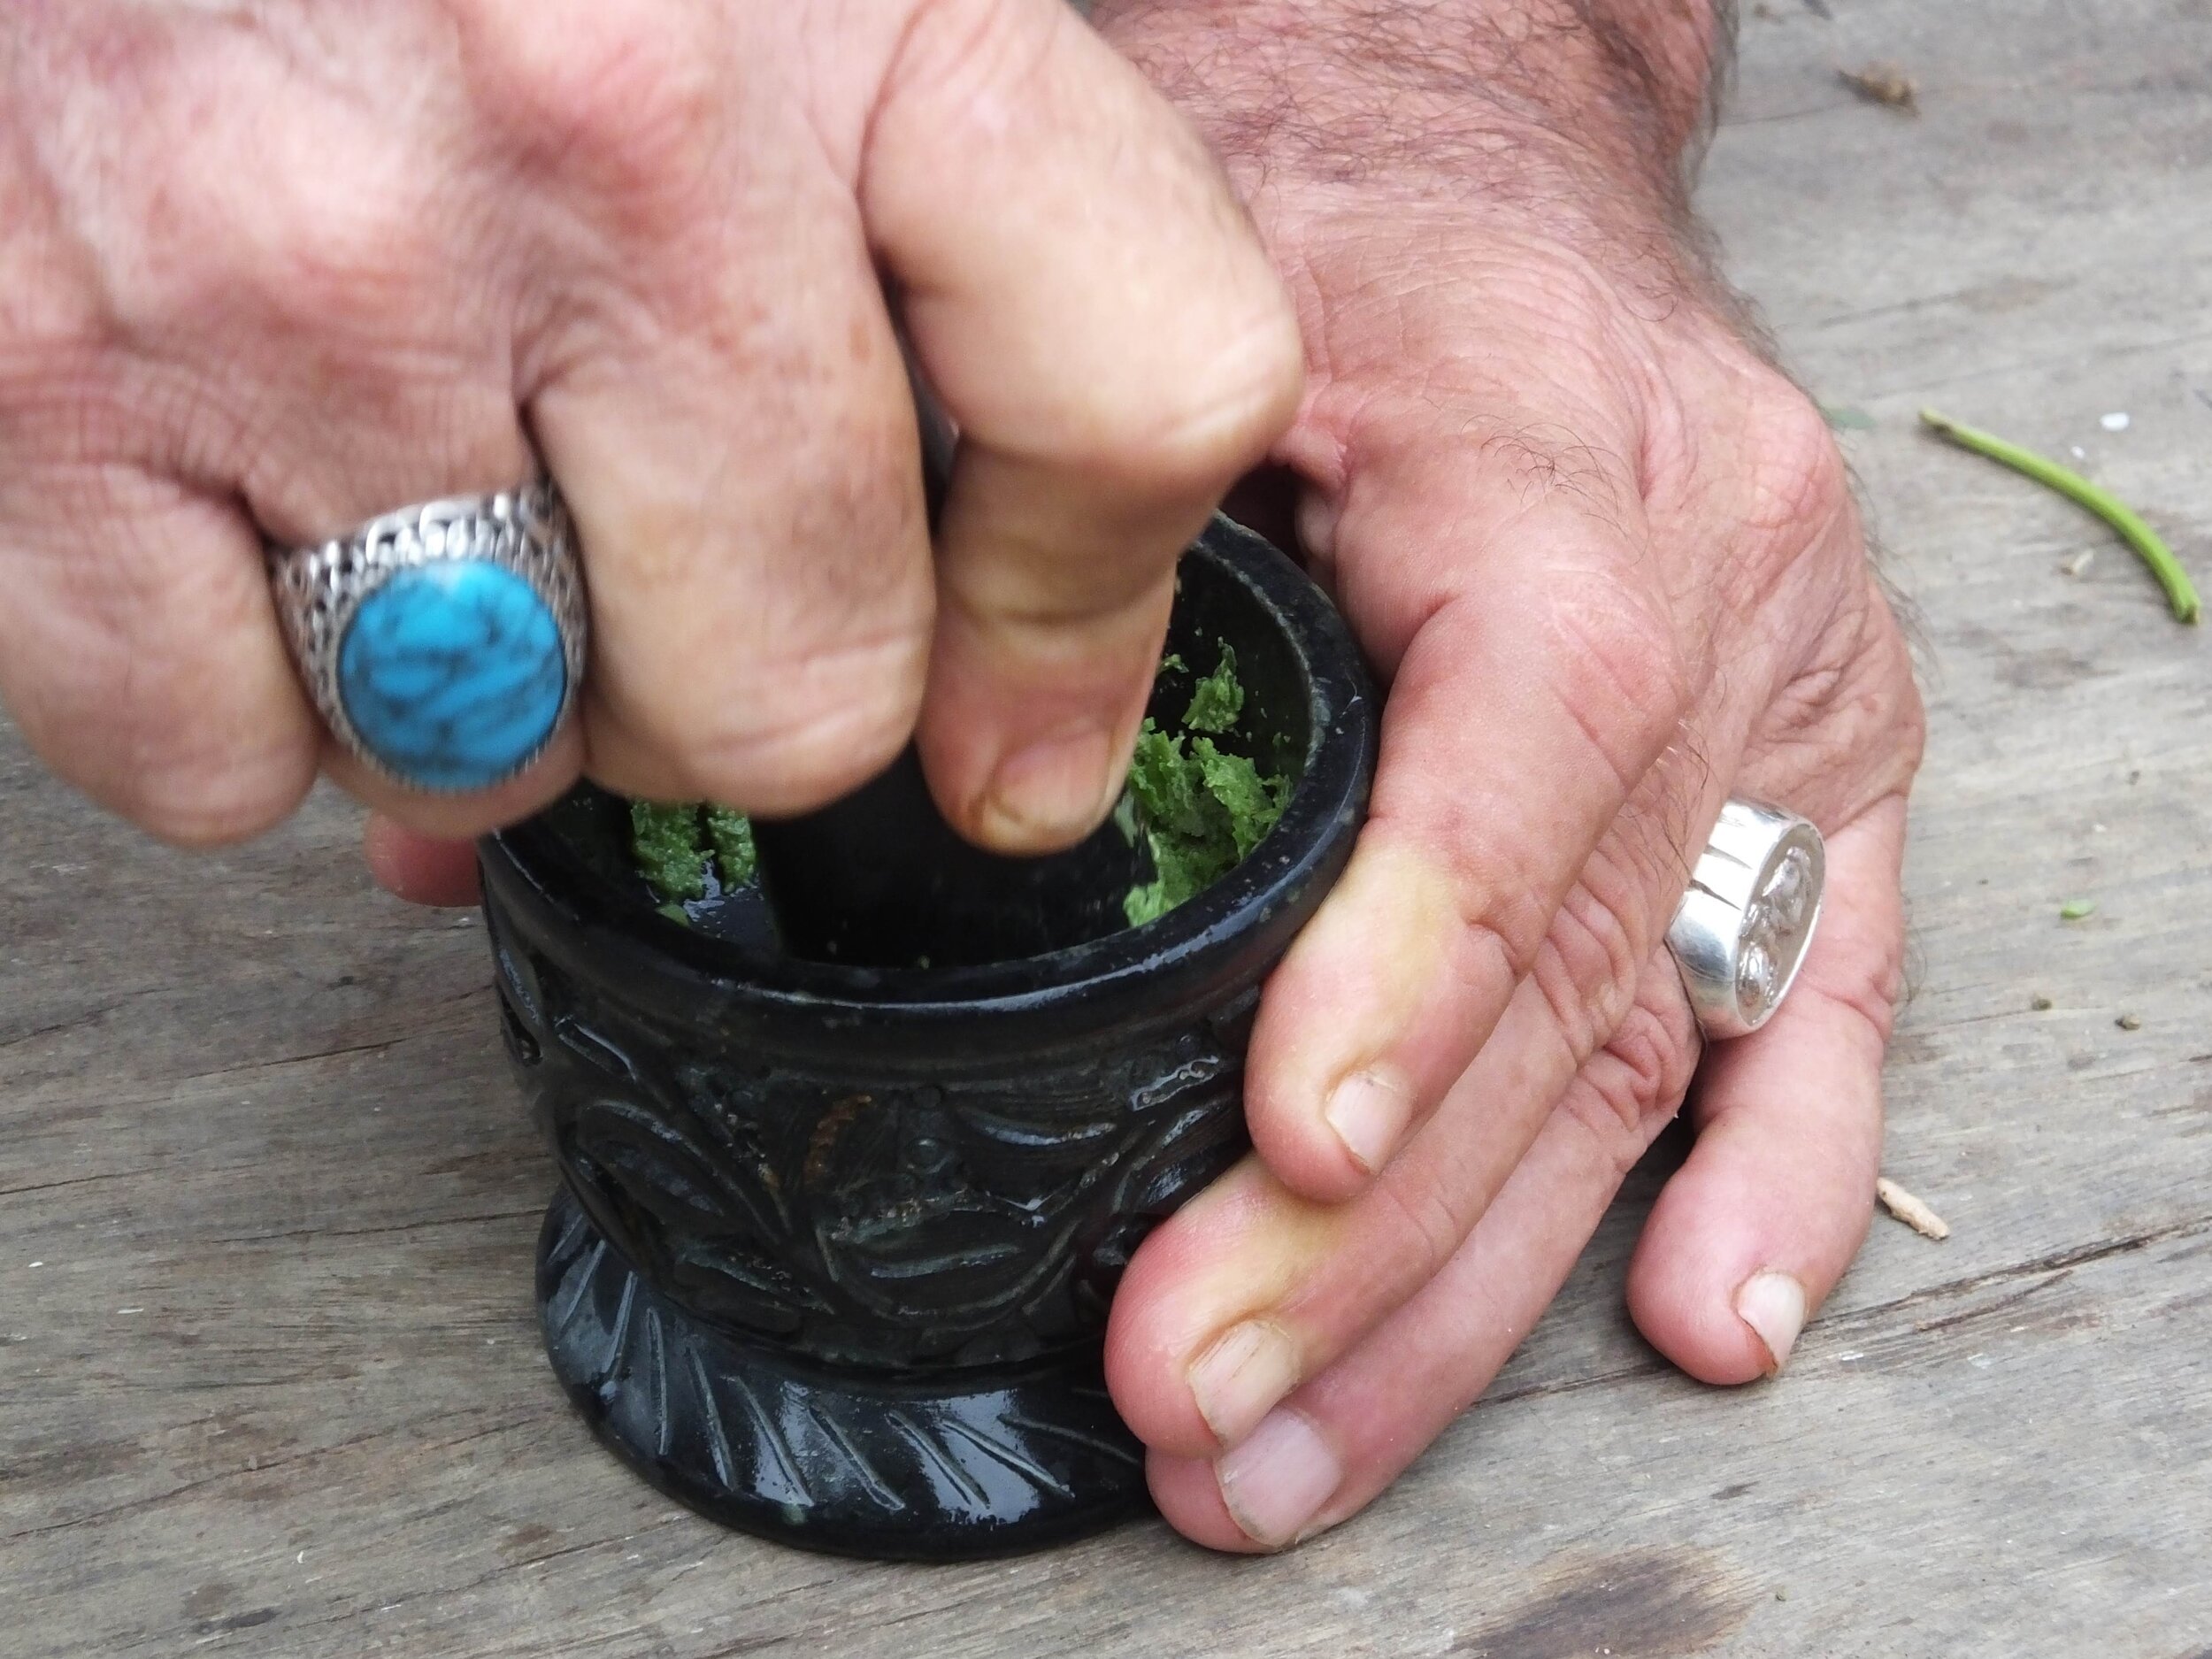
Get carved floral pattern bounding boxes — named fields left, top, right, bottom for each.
left=535, top=1190, right=1151, bottom=1557
left=489, top=913, right=1253, bottom=1372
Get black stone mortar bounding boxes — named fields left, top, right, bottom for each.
left=476, top=518, right=1377, bottom=1560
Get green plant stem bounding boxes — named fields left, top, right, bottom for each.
left=1919, top=408, right=2200, bottom=625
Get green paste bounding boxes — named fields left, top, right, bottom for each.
left=629, top=800, right=757, bottom=913
left=626, top=642, right=1289, bottom=930
left=703, top=806, right=756, bottom=885
left=1122, top=644, right=1291, bottom=926
left=1179, top=642, right=1244, bottom=734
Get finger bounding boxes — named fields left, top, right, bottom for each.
left=1625, top=795, right=1909, bottom=1382
left=322, top=724, right=583, bottom=841
left=511, top=40, right=935, bottom=815
left=0, top=458, right=319, bottom=846
left=1105, top=929, right=1700, bottom=1461
left=178, top=341, right=580, bottom=836
left=74, top=66, right=579, bottom=840
left=363, top=815, right=480, bottom=907
left=257, top=402, right=588, bottom=838
left=866, top=0, right=1303, bottom=850
left=1146, top=956, right=1697, bottom=1550
left=533, top=257, right=934, bottom=815
left=1244, top=474, right=1706, bottom=1204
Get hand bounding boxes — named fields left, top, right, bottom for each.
left=1087, top=0, right=1927, bottom=1548
left=0, top=0, right=1299, bottom=853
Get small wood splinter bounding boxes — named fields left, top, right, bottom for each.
left=1877, top=1177, right=1951, bottom=1240
left=1839, top=62, right=1919, bottom=113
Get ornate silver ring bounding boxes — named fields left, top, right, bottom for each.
left=1666, top=798, right=1826, bottom=1040
left=267, top=481, right=588, bottom=794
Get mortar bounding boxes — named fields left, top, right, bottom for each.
left=475, top=517, right=1375, bottom=1558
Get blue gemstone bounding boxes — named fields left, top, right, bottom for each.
left=337, top=561, right=566, bottom=791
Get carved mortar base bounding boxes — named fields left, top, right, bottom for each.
left=477, top=520, right=1376, bottom=1560
left=536, top=1189, right=1151, bottom=1555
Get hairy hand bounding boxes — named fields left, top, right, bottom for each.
left=1089, top=0, right=1925, bottom=1549
left=0, top=0, right=1299, bottom=849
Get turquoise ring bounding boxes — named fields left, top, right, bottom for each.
left=268, top=482, right=587, bottom=794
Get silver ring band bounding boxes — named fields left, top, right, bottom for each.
left=1667, top=798, right=1826, bottom=1040
left=267, top=481, right=587, bottom=794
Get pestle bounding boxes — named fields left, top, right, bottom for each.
left=747, top=371, right=1151, bottom=970
left=749, top=749, right=1150, bottom=968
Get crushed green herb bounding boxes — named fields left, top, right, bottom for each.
left=631, top=800, right=759, bottom=908
left=626, top=641, right=1292, bottom=930
left=1181, top=641, right=1246, bottom=733
left=703, top=806, right=757, bottom=887
left=631, top=801, right=712, bottom=903
left=1122, top=643, right=1292, bottom=927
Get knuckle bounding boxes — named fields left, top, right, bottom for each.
left=3, top=487, right=319, bottom=844
left=119, top=721, right=316, bottom=847
left=1739, top=371, right=1853, bottom=541
left=1070, top=315, right=1304, bottom=498
left=1142, top=305, right=1306, bottom=478
left=1813, top=958, right=1905, bottom=1052
left=1529, top=877, right=1644, bottom=1064
left=256, top=186, right=439, bottom=334
left=1557, top=998, right=1693, bottom=1163
left=893, top=0, right=1057, bottom=111
left=1368, top=1174, right=1474, bottom=1285
left=1761, top=577, right=1929, bottom=794
left=1864, top=597, right=1930, bottom=769
left=1445, top=890, right=1552, bottom=991
left=464, top=1, right=719, bottom=224
left=127, top=126, right=441, bottom=342
left=1617, top=988, right=1699, bottom=1111
left=687, top=703, right=910, bottom=812
left=612, top=634, right=926, bottom=813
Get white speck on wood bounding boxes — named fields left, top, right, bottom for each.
left=1878, top=1177, right=1952, bottom=1240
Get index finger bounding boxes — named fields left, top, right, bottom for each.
left=862, top=0, right=1303, bottom=850
left=1245, top=454, right=1701, bottom=1200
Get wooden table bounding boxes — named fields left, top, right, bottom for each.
left=4, top=2, right=2208, bottom=1654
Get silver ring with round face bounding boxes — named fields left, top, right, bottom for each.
left=266, top=481, right=588, bottom=795
left=1666, top=798, right=1826, bottom=1040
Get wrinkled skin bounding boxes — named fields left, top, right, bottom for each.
left=0, top=0, right=1302, bottom=849
left=1074, top=0, right=1926, bottom=1548
left=4, top=0, right=1925, bottom=1554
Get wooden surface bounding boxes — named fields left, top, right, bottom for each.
left=4, top=1, right=2209, bottom=1654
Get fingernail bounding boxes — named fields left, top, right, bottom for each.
left=1216, top=1407, right=1342, bottom=1549
left=1187, top=1319, right=1302, bottom=1448
left=979, top=724, right=1116, bottom=848
left=1324, top=1068, right=1415, bottom=1174
left=1736, top=1270, right=1808, bottom=1375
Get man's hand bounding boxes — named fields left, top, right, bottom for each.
left=1088, top=0, right=1924, bottom=1548
left=0, top=0, right=1300, bottom=851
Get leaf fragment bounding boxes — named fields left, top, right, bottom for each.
left=1921, top=408, right=2200, bottom=625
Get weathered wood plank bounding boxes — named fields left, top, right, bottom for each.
left=4, top=0, right=2209, bottom=1654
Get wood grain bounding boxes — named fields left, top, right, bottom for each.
left=4, top=0, right=2209, bottom=1654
